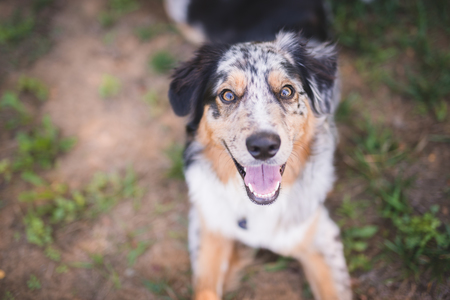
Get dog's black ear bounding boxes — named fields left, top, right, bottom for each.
left=276, top=32, right=339, bottom=115
left=168, top=44, right=229, bottom=117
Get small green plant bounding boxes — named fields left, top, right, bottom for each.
left=23, top=212, right=53, bottom=246
left=55, top=264, right=68, bottom=274
left=17, top=76, right=49, bottom=101
left=45, top=245, right=61, bottom=261
left=335, top=92, right=358, bottom=123
left=13, top=115, right=76, bottom=171
left=99, top=75, right=121, bottom=98
left=399, top=50, right=450, bottom=121
left=0, top=91, right=31, bottom=128
left=27, top=274, right=41, bottom=291
left=98, top=0, right=139, bottom=27
left=32, top=0, right=54, bottom=12
left=21, top=171, right=46, bottom=186
left=20, top=168, right=144, bottom=247
left=342, top=225, right=378, bottom=272
left=135, top=24, right=168, bottom=41
left=70, top=261, right=93, bottom=269
left=154, top=202, right=175, bottom=215
left=337, top=196, right=378, bottom=272
left=2, top=291, right=15, bottom=300
left=106, top=263, right=122, bottom=289
left=84, top=254, right=121, bottom=289
left=143, top=279, right=170, bottom=296
left=85, top=167, right=144, bottom=216
left=127, top=241, right=150, bottom=267
left=164, top=143, right=184, bottom=179
left=149, top=51, right=176, bottom=74
left=264, top=257, right=292, bottom=272
left=379, top=181, right=450, bottom=277
left=143, top=90, right=165, bottom=117
left=90, top=253, right=105, bottom=266
left=351, top=120, right=406, bottom=180
left=0, top=159, right=12, bottom=182
left=0, top=11, right=35, bottom=45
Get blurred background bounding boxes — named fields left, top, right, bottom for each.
left=0, top=0, right=449, bottom=299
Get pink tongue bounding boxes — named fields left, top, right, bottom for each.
left=244, top=165, right=281, bottom=195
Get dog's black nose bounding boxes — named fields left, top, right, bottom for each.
left=246, top=132, right=281, bottom=160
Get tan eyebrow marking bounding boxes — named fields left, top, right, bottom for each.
left=217, top=70, right=247, bottom=98
left=268, top=70, right=294, bottom=93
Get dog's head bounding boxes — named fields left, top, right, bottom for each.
left=169, top=32, right=338, bottom=205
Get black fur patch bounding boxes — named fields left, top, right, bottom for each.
left=187, top=0, right=329, bottom=44
left=287, top=38, right=338, bottom=115
left=168, top=43, right=231, bottom=132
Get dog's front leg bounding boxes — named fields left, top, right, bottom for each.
left=189, top=208, right=234, bottom=300
left=288, top=207, right=352, bottom=300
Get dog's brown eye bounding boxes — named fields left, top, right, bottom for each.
left=280, top=86, right=294, bottom=98
left=220, top=90, right=236, bottom=102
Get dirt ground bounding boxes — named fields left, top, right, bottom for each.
left=0, top=0, right=449, bottom=299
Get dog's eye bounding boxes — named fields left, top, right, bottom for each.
left=280, top=86, right=294, bottom=99
left=220, top=90, right=236, bottom=102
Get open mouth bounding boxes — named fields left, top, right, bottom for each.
left=233, top=159, right=286, bottom=205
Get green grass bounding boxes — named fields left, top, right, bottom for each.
left=2, top=291, right=15, bottom=300
left=332, top=1, right=450, bottom=278
left=26, top=274, right=41, bottom=291
left=0, top=91, right=32, bottom=128
left=143, top=279, right=171, bottom=297
left=99, top=74, right=121, bottom=98
left=341, top=115, right=450, bottom=279
left=14, top=115, right=76, bottom=171
left=20, top=167, right=144, bottom=247
left=335, top=92, right=358, bottom=123
left=135, top=24, right=172, bottom=42
left=55, top=264, right=69, bottom=274
left=0, top=2, right=55, bottom=76
left=397, top=49, right=450, bottom=121
left=0, top=159, right=12, bottom=183
left=164, top=143, right=184, bottom=180
left=70, top=254, right=122, bottom=289
left=149, top=51, right=176, bottom=74
left=127, top=241, right=150, bottom=267
left=376, top=179, right=450, bottom=278
left=0, top=11, right=35, bottom=45
left=17, top=76, right=49, bottom=101
left=337, top=196, right=378, bottom=272
left=263, top=257, right=292, bottom=272
left=143, top=89, right=166, bottom=117
left=349, top=119, right=407, bottom=181
left=45, top=245, right=61, bottom=262
left=332, top=0, right=450, bottom=121
left=98, top=0, right=140, bottom=28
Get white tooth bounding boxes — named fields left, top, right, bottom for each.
left=244, top=167, right=246, bottom=172
left=248, top=184, right=254, bottom=193
left=276, top=181, right=280, bottom=190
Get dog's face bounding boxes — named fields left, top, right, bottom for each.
left=169, top=32, right=338, bottom=205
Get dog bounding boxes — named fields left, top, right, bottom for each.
left=165, top=1, right=351, bottom=299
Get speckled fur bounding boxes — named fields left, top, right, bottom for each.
left=169, top=32, right=351, bottom=300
